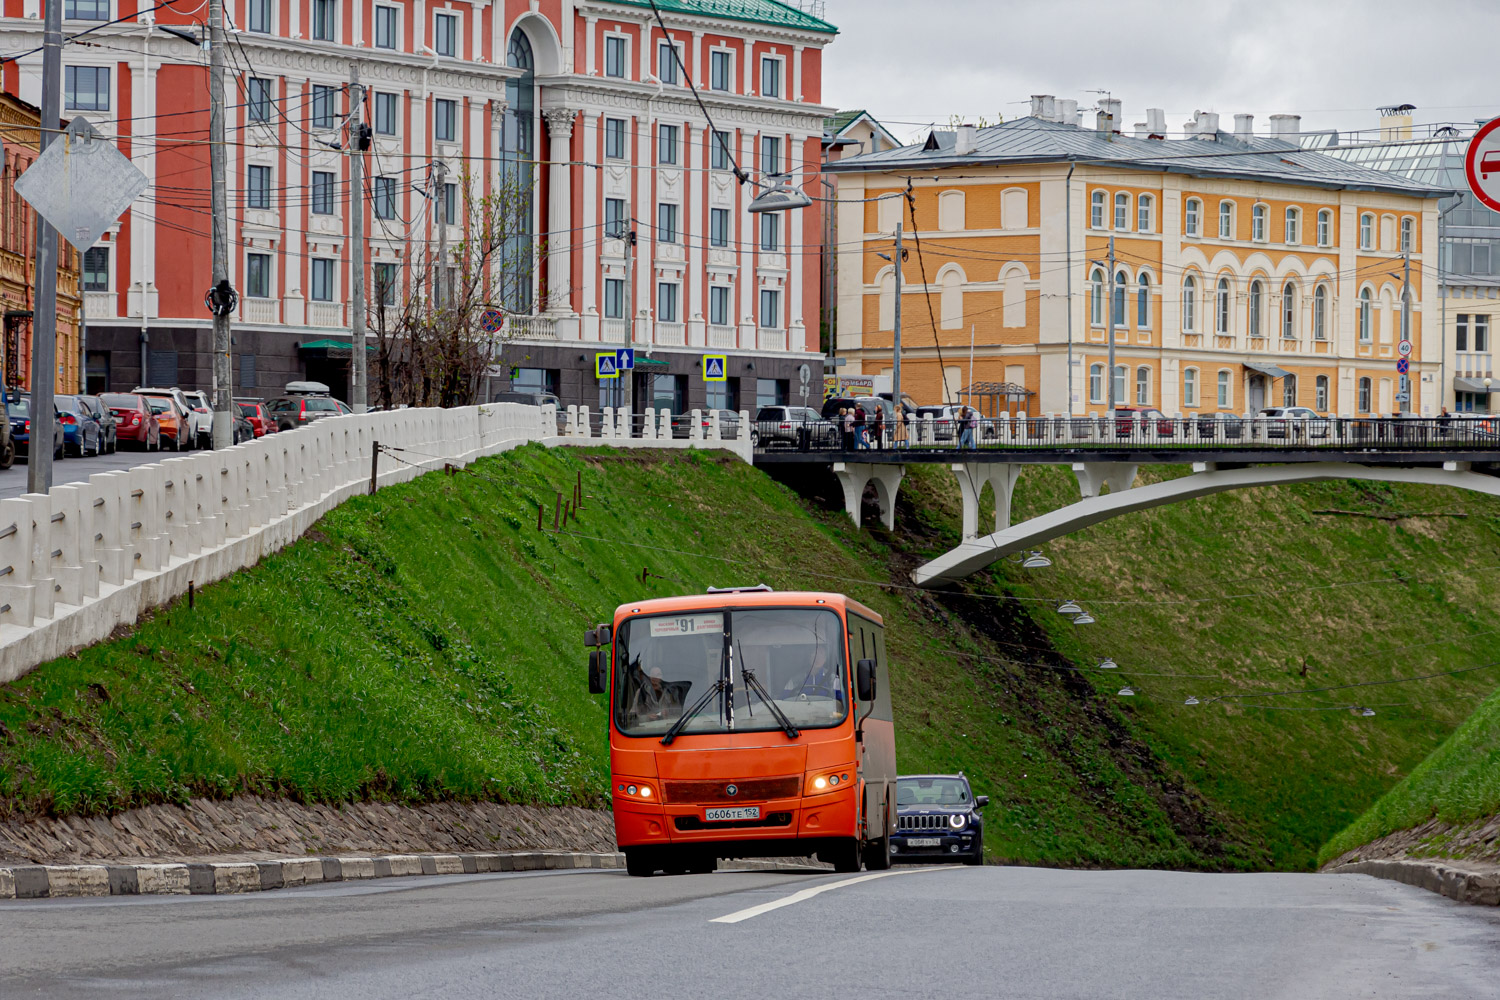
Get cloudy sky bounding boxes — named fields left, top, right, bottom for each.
left=820, top=0, right=1500, bottom=142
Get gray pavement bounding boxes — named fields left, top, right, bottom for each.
left=0, top=446, right=185, bottom=500
left=3, top=865, right=1498, bottom=999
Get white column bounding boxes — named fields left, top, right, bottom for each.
left=687, top=123, right=704, bottom=345
left=543, top=108, right=577, bottom=315
left=793, top=44, right=804, bottom=101
left=585, top=16, right=598, bottom=74
left=581, top=112, right=600, bottom=327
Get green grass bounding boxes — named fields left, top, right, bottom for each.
left=1, top=444, right=1497, bottom=873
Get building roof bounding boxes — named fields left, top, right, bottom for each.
left=824, top=109, right=900, bottom=150
left=826, top=115, right=1456, bottom=199
left=597, top=0, right=836, bottom=34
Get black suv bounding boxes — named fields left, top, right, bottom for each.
left=892, top=773, right=987, bottom=865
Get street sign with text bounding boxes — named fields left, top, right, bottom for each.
left=1465, top=116, right=1500, bottom=214
left=14, top=117, right=148, bottom=252
left=1397, top=339, right=1413, bottom=357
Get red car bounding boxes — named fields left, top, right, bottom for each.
left=100, top=392, right=162, bottom=450
left=1482, top=150, right=1500, bottom=180
left=236, top=400, right=277, bottom=437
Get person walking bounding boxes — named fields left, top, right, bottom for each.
left=871, top=406, right=886, bottom=449
left=840, top=407, right=855, bottom=451
left=893, top=403, right=910, bottom=449
left=853, top=405, right=868, bottom=449
left=958, top=406, right=977, bottom=449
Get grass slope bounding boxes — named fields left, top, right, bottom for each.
left=885, top=462, right=1500, bottom=871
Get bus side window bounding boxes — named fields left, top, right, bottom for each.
left=869, top=623, right=893, bottom=722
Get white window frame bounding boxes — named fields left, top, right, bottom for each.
left=1315, top=375, right=1328, bottom=412
left=1181, top=276, right=1197, bottom=332
left=709, top=284, right=731, bottom=325
left=1218, top=200, right=1234, bottom=240
left=1136, top=274, right=1151, bottom=328
left=1114, top=192, right=1129, bottom=231
left=658, top=123, right=679, bottom=165
left=1285, top=207, right=1300, bottom=245
left=1248, top=279, right=1263, bottom=337
left=1090, top=190, right=1105, bottom=229
left=373, top=4, right=398, bottom=49
left=604, top=117, right=627, bottom=159
left=710, top=207, right=730, bottom=247
left=310, top=257, right=336, bottom=302
left=1112, top=365, right=1127, bottom=406
left=1185, top=198, right=1201, bottom=237
left=1215, top=277, right=1231, bottom=335
left=759, top=212, right=779, bottom=251
left=64, top=65, right=111, bottom=111
left=373, top=91, right=398, bottom=136
left=1137, top=194, right=1153, bottom=233
left=657, top=281, right=680, bottom=323
left=311, top=0, right=337, bottom=42
left=1400, top=216, right=1414, bottom=253
left=657, top=39, right=683, bottom=85
left=709, top=48, right=734, bottom=92
left=759, top=55, right=784, bottom=98
left=1089, top=267, right=1105, bottom=326
left=759, top=288, right=781, bottom=327
left=1360, top=213, right=1374, bottom=250
left=1183, top=367, right=1199, bottom=407
left=710, top=129, right=732, bottom=171
left=604, top=33, right=629, bottom=79
left=432, top=10, right=459, bottom=58
left=1089, top=364, right=1104, bottom=403
left=1358, top=377, right=1372, bottom=413
left=760, top=135, right=782, bottom=177
left=1251, top=203, right=1267, bottom=242
left=1317, top=209, right=1332, bottom=247
left=246, top=0, right=272, bottom=33
left=657, top=202, right=679, bottom=244
left=1283, top=373, right=1298, bottom=407
left=1135, top=366, right=1150, bottom=405
left=1358, top=288, right=1373, bottom=342
left=433, top=98, right=457, bottom=143
left=1217, top=370, right=1231, bottom=409
left=1313, top=285, right=1328, bottom=341
left=1281, top=282, right=1297, bottom=339
left=246, top=251, right=273, bottom=298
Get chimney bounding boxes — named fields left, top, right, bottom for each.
left=1234, top=113, right=1253, bottom=138
left=1182, top=113, right=1199, bottom=137
left=1269, top=113, right=1301, bottom=137
left=955, top=123, right=977, bottom=155
left=1030, top=94, right=1055, bottom=120
left=1379, top=104, right=1414, bottom=141
left=1134, top=122, right=1149, bottom=139
left=1196, top=111, right=1219, bottom=138
left=1059, top=99, right=1079, bottom=126
left=1100, top=98, right=1122, bottom=131
left=1146, top=107, right=1166, bottom=138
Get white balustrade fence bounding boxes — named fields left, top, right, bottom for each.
left=0, top=403, right=751, bottom=686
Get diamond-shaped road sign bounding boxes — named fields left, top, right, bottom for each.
left=14, top=117, right=148, bottom=252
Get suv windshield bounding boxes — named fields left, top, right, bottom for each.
left=304, top=397, right=339, bottom=412
left=614, top=607, right=847, bottom=737
left=897, top=777, right=971, bottom=806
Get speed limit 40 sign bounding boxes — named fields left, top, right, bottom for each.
left=1465, top=117, right=1500, bottom=213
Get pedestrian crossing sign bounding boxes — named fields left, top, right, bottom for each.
left=596, top=353, right=620, bottom=379
left=703, top=355, right=727, bottom=382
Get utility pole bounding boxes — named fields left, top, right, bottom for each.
left=1106, top=236, right=1117, bottom=413
left=349, top=63, right=367, bottom=412
left=26, top=0, right=62, bottom=494
left=208, top=0, right=233, bottom=449
left=893, top=222, right=903, bottom=405
left=621, top=204, right=635, bottom=432
left=433, top=159, right=448, bottom=308
left=1401, top=250, right=1412, bottom=414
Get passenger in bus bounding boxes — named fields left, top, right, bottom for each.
left=779, top=645, right=844, bottom=710
left=631, top=667, right=681, bottom=722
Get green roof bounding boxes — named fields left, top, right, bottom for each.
left=598, top=0, right=836, bottom=34
left=299, top=339, right=375, bottom=352
left=825, top=109, right=867, bottom=134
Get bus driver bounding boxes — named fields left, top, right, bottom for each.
left=631, top=666, right=680, bottom=721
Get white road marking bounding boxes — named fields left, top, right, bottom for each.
left=710, top=866, right=958, bottom=924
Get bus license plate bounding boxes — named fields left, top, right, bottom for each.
left=704, top=806, right=760, bottom=822
left=907, top=837, right=941, bottom=847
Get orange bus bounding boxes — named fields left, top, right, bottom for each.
left=586, top=586, right=897, bottom=877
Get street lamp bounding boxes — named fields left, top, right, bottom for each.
left=1097, top=657, right=1118, bottom=670
left=747, top=174, right=813, bottom=213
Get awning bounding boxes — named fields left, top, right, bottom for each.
left=1455, top=377, right=1497, bottom=393
left=298, top=338, right=376, bottom=358
left=1244, top=361, right=1293, bottom=379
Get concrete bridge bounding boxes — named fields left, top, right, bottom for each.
left=750, top=413, right=1500, bottom=586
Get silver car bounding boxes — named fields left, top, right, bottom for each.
left=1258, top=406, right=1330, bottom=440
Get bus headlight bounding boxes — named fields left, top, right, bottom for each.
left=948, top=813, right=967, bottom=830
left=805, top=770, right=853, bottom=795
left=617, top=782, right=656, bottom=800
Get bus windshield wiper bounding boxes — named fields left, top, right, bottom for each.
left=660, top=678, right=725, bottom=746
left=741, top=667, right=800, bottom=739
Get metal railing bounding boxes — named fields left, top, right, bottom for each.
left=749, top=413, right=1500, bottom=455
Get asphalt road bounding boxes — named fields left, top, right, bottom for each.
left=3, top=865, right=1498, bottom=999
left=0, top=445, right=186, bottom=500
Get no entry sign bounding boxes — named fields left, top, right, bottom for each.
left=1465, top=117, right=1500, bottom=214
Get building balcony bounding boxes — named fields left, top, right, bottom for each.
left=600, top=318, right=628, bottom=344
left=655, top=322, right=686, bottom=347
left=242, top=297, right=279, bottom=326
left=507, top=314, right=557, bottom=340
left=708, top=324, right=736, bottom=349
left=1457, top=352, right=1493, bottom=377
left=83, top=291, right=116, bottom=320
left=757, top=327, right=788, bottom=352
left=307, top=302, right=345, bottom=328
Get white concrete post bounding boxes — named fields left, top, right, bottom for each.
left=708, top=410, right=721, bottom=442
left=601, top=406, right=615, bottom=440
left=89, top=472, right=131, bottom=586
left=0, top=497, right=37, bottom=626
left=579, top=405, right=592, bottom=439
left=24, top=492, right=56, bottom=619
left=45, top=485, right=93, bottom=605
left=657, top=409, right=671, bottom=439
left=690, top=408, right=702, bottom=442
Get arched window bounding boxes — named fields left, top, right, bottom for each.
left=501, top=27, right=537, bottom=312
left=1248, top=279, right=1264, bottom=338
left=1219, top=200, right=1234, bottom=239
left=1137, top=194, right=1153, bottom=232
left=1358, top=376, right=1372, bottom=413
left=1112, top=364, right=1127, bottom=406
left=1358, top=287, right=1373, bottom=342
left=1313, top=285, right=1328, bottom=340
left=1183, top=367, right=1199, bottom=407
left=1113, top=270, right=1127, bottom=329
left=1317, top=209, right=1332, bottom=247
left=1359, top=213, right=1374, bottom=250
left=937, top=190, right=965, bottom=232
left=1285, top=207, right=1300, bottom=245
left=1283, top=373, right=1298, bottom=407
left=1114, top=192, right=1129, bottom=230
left=1215, top=277, right=1231, bottom=334
left=1181, top=275, right=1197, bottom=331
left=1217, top=370, right=1232, bottom=409
left=1135, top=366, right=1150, bottom=405
left=1185, top=198, right=1201, bottom=237
left=1136, top=274, right=1150, bottom=328
left=1002, top=266, right=1025, bottom=328
left=1282, top=282, right=1297, bottom=339
left=1090, top=267, right=1105, bottom=326
left=1315, top=374, right=1329, bottom=411
left=1090, top=190, right=1106, bottom=229
left=1252, top=203, right=1267, bottom=241
left=1001, top=188, right=1028, bottom=230
left=1400, top=216, right=1414, bottom=253
left=939, top=268, right=963, bottom=329
left=1089, top=363, right=1104, bottom=403
left=877, top=271, right=895, bottom=330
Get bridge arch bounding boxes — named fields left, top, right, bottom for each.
left=913, top=463, right=1500, bottom=587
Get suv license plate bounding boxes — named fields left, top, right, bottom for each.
left=907, top=837, right=942, bottom=847
left=704, top=806, right=760, bottom=822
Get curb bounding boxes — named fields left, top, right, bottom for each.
left=0, top=851, right=625, bottom=900
left=1331, top=858, right=1500, bottom=906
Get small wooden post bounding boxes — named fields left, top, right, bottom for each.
left=370, top=441, right=380, bottom=495
left=554, top=492, right=563, bottom=530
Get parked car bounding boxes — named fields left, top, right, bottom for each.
left=670, top=408, right=741, bottom=440
left=232, top=408, right=255, bottom=444
left=55, top=394, right=104, bottom=457
left=141, top=394, right=190, bottom=450
left=235, top=399, right=277, bottom=437
left=0, top=387, right=15, bottom=468
left=491, top=390, right=568, bottom=433
left=262, top=391, right=344, bottom=432
left=9, top=394, right=64, bottom=459
left=753, top=405, right=831, bottom=448
left=101, top=393, right=162, bottom=450
left=1195, top=411, right=1245, bottom=440
left=78, top=395, right=118, bottom=454
left=1112, top=406, right=1175, bottom=437
left=134, top=388, right=200, bottom=449
left=892, top=773, right=987, bottom=866
left=1257, top=406, right=1331, bottom=439
left=915, top=404, right=961, bottom=441
left=181, top=390, right=215, bottom=449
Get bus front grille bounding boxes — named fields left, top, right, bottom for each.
left=674, top=812, right=794, bottom=831
left=663, top=777, right=800, bottom=804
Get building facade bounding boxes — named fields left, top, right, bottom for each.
left=0, top=90, right=81, bottom=394
left=829, top=98, right=1452, bottom=419
left=0, top=0, right=835, bottom=412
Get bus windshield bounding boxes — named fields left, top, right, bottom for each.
left=614, top=607, right=847, bottom=737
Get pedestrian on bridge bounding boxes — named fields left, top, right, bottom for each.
left=840, top=408, right=855, bottom=451
left=871, top=407, right=885, bottom=449
left=958, top=406, right=978, bottom=449
left=893, top=404, right=910, bottom=449
left=854, top=406, right=869, bottom=449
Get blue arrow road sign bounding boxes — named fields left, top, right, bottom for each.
left=703, top=355, right=727, bottom=381
left=1396, top=358, right=1410, bottom=375
left=616, top=348, right=635, bottom=370
left=596, top=353, right=619, bottom=379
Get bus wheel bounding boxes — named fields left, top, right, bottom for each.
left=688, top=856, right=716, bottom=875
left=863, top=833, right=892, bottom=871
left=821, top=839, right=863, bottom=874
left=624, top=848, right=657, bottom=877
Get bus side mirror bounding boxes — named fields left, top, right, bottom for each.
left=856, top=658, right=876, bottom=702
left=584, top=628, right=598, bottom=648
left=975, top=795, right=989, bottom=809
left=597, top=624, right=612, bottom=646
left=588, top=650, right=608, bottom=694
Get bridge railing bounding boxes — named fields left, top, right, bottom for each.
left=752, top=413, right=1500, bottom=454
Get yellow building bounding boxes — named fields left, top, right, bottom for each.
left=0, top=91, right=81, bottom=394
left=829, top=99, right=1450, bottom=417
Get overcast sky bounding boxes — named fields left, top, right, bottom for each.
left=820, top=0, right=1500, bottom=142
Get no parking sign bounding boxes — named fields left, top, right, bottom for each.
left=1465, top=117, right=1500, bottom=213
